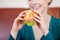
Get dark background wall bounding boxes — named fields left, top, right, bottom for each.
left=0, top=8, right=60, bottom=40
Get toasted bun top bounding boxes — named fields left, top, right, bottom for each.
left=24, top=10, right=37, bottom=22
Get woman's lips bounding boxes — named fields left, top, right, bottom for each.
left=31, top=4, right=41, bottom=10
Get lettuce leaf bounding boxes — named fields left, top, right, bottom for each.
left=26, top=21, right=36, bottom=26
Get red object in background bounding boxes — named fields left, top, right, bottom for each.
left=0, top=8, right=60, bottom=40
left=0, top=8, right=26, bottom=40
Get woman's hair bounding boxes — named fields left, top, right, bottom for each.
left=48, top=0, right=53, bottom=5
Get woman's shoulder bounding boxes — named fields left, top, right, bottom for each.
left=48, top=16, right=60, bottom=40
left=50, top=16, right=60, bottom=23
left=50, top=16, right=60, bottom=30
left=51, top=16, right=60, bottom=20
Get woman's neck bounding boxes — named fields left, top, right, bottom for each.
left=42, top=8, right=51, bottom=29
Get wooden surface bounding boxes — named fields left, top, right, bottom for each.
left=0, top=8, right=60, bottom=40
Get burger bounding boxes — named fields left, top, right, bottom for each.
left=23, top=9, right=37, bottom=26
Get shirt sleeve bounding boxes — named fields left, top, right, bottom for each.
left=16, top=30, right=21, bottom=40
left=41, top=32, right=54, bottom=40
left=8, top=29, right=18, bottom=40
left=8, top=30, right=21, bottom=40
left=41, top=16, right=60, bottom=40
left=58, top=21, right=60, bottom=40
left=8, top=34, right=15, bottom=40
left=41, top=26, right=60, bottom=40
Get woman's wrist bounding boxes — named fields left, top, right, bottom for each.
left=11, top=28, right=18, bottom=39
left=43, top=29, right=49, bottom=36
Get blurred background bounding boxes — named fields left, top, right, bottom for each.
left=0, top=0, right=60, bottom=40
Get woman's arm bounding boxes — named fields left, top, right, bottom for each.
left=8, top=10, right=27, bottom=40
left=8, top=29, right=18, bottom=40
left=8, top=30, right=21, bottom=40
left=41, top=19, right=60, bottom=40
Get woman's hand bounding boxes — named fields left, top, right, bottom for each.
left=33, top=11, right=49, bottom=36
left=10, top=10, right=27, bottom=39
left=11, top=10, right=28, bottom=31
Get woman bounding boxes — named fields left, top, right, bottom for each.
left=9, top=0, right=60, bottom=40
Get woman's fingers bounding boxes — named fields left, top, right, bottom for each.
left=19, top=14, right=25, bottom=17
left=14, top=10, right=28, bottom=23
left=18, top=18, right=24, bottom=20
left=34, top=10, right=43, bottom=17
left=33, top=14, right=41, bottom=20
left=18, top=10, right=28, bottom=17
left=16, top=14, right=24, bottom=21
left=33, top=17, right=41, bottom=24
left=16, top=17, right=24, bottom=21
left=16, top=10, right=28, bottom=20
left=33, top=17, right=44, bottom=27
left=33, top=14, right=44, bottom=25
